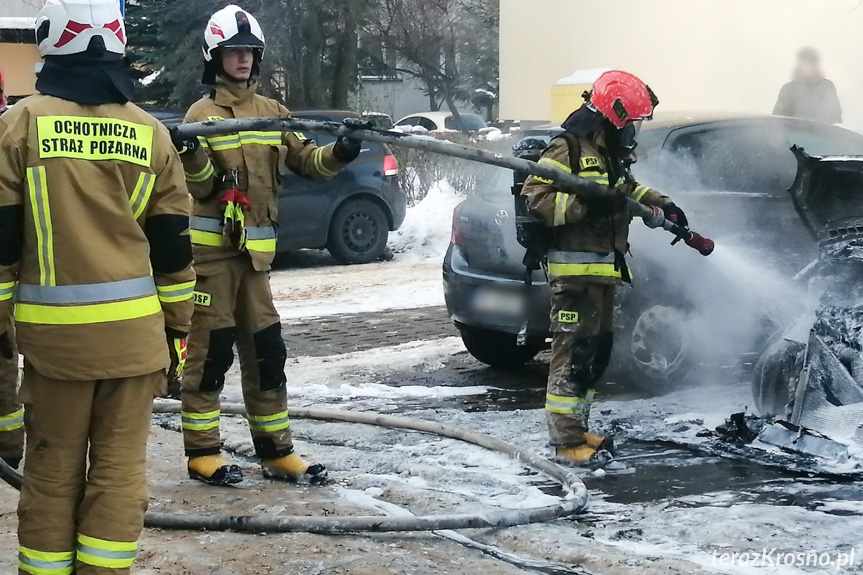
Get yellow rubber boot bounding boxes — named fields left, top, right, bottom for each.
left=584, top=433, right=614, bottom=454
left=556, top=445, right=599, bottom=466
left=262, top=453, right=328, bottom=485
left=188, top=454, right=243, bottom=486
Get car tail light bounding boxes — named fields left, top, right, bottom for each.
left=383, top=155, right=399, bottom=176
left=451, top=205, right=465, bottom=246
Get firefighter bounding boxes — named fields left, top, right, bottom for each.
left=176, top=5, right=361, bottom=486
left=0, top=63, right=24, bottom=472
left=0, top=0, right=195, bottom=572
left=521, top=71, right=688, bottom=465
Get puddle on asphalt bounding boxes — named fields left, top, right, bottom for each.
left=578, top=441, right=863, bottom=510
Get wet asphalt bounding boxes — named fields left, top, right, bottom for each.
left=274, top=252, right=863, bottom=513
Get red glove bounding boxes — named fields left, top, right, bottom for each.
left=219, top=188, right=251, bottom=250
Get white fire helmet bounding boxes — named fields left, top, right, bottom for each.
left=35, top=0, right=127, bottom=59
left=203, top=5, right=266, bottom=63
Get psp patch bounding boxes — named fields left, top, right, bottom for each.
left=557, top=310, right=580, bottom=324
left=580, top=156, right=600, bottom=170
left=193, top=291, right=212, bottom=307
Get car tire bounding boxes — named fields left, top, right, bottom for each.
left=327, top=198, right=389, bottom=264
left=459, top=325, right=543, bottom=368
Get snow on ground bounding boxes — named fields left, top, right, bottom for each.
left=267, top=179, right=460, bottom=320
left=388, top=180, right=463, bottom=262
left=270, top=260, right=444, bottom=319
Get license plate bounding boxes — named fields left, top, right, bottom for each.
left=472, top=288, right=525, bottom=316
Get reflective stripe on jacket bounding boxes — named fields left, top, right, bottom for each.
left=520, top=134, right=671, bottom=283
left=0, top=95, right=195, bottom=380
left=180, top=78, right=347, bottom=272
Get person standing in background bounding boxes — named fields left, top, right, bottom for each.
left=773, top=47, right=842, bottom=124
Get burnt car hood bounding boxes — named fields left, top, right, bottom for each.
left=789, top=146, right=863, bottom=244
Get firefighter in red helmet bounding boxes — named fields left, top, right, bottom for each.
left=0, top=64, right=7, bottom=113
left=521, top=70, right=688, bottom=465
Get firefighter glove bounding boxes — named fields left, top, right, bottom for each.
left=0, top=332, right=12, bottom=360
left=219, top=188, right=251, bottom=250
left=333, top=136, right=362, bottom=163
left=663, top=203, right=689, bottom=229
left=169, top=126, right=200, bottom=155
left=166, top=329, right=188, bottom=384
left=643, top=206, right=666, bottom=229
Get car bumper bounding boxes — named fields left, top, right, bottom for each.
left=380, top=177, right=407, bottom=230
left=443, top=245, right=551, bottom=337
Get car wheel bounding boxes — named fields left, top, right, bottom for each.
left=459, top=325, right=542, bottom=368
left=327, top=199, right=389, bottom=264
left=626, top=305, right=691, bottom=387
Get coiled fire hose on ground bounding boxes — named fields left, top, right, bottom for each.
left=0, top=403, right=589, bottom=534
left=177, top=117, right=715, bottom=256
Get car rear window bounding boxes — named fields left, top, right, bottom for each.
left=477, top=167, right=514, bottom=200
left=445, top=114, right=486, bottom=131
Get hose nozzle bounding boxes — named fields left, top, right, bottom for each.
left=685, top=232, right=715, bottom=256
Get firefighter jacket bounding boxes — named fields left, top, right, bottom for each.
left=521, top=134, right=672, bottom=284
left=180, top=78, right=348, bottom=274
left=0, top=94, right=196, bottom=381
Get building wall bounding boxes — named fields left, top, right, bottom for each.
left=0, top=42, right=40, bottom=97
left=356, top=76, right=432, bottom=121
left=500, top=0, right=863, bottom=125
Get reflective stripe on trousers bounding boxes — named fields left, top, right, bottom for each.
left=15, top=276, right=161, bottom=325
left=546, top=251, right=621, bottom=279
left=18, top=546, right=74, bottom=575
left=545, top=391, right=596, bottom=415
left=181, top=409, right=220, bottom=431
left=76, top=534, right=137, bottom=570
left=247, top=411, right=291, bottom=433
left=0, top=408, right=24, bottom=432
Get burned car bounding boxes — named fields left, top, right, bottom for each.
left=444, top=114, right=863, bottom=383
left=751, top=147, right=863, bottom=470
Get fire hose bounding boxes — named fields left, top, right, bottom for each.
left=175, top=117, right=715, bottom=256
left=0, top=403, right=589, bottom=534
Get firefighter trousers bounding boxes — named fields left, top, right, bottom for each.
left=16, top=365, right=161, bottom=575
left=0, top=317, right=22, bottom=467
left=546, top=279, right=615, bottom=447
left=181, top=255, right=293, bottom=460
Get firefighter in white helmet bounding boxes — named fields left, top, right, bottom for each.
left=0, top=0, right=195, bottom=572
left=175, top=5, right=361, bottom=486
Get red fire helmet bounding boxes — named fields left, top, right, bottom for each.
left=0, top=64, right=6, bottom=112
left=588, top=70, right=658, bottom=129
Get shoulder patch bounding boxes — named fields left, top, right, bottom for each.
left=580, top=156, right=601, bottom=170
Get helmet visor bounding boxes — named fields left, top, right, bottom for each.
left=617, top=120, right=642, bottom=151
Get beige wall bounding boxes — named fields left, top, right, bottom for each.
left=1, top=43, right=40, bottom=97
left=500, top=0, right=863, bottom=125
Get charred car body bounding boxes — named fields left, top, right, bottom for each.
left=750, top=148, right=863, bottom=472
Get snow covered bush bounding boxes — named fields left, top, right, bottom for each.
left=395, top=131, right=513, bottom=206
